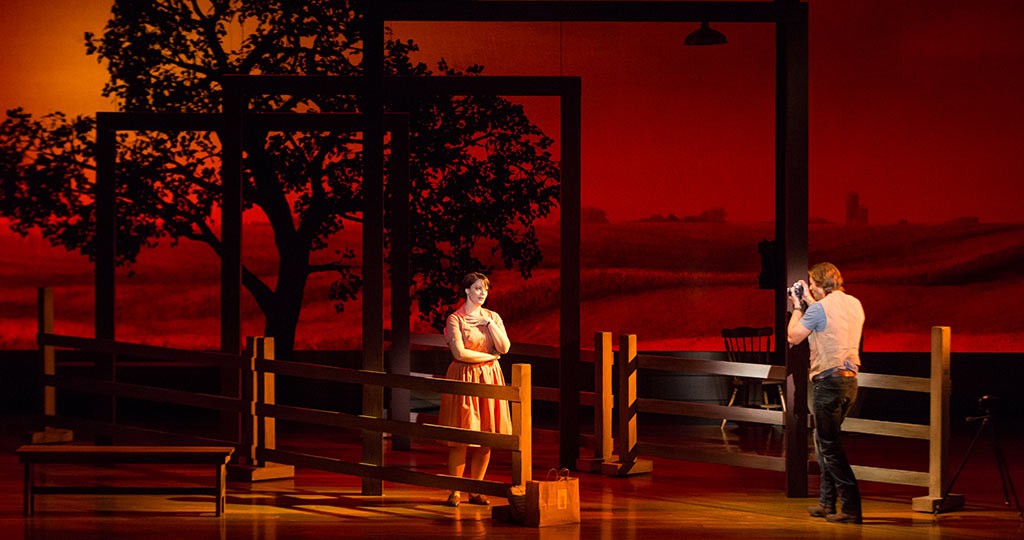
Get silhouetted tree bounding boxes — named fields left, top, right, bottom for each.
left=0, top=1, right=560, bottom=355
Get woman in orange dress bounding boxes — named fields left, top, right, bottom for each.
left=439, top=272, right=512, bottom=507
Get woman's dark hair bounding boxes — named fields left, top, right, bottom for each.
left=461, top=272, right=490, bottom=292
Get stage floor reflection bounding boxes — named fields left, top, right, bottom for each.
left=3, top=416, right=1022, bottom=539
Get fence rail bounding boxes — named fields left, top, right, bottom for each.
left=36, top=287, right=959, bottom=509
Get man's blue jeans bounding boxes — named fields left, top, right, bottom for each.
left=812, top=375, right=861, bottom=516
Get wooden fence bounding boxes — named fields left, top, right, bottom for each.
left=252, top=336, right=533, bottom=497
left=36, top=286, right=959, bottom=508
left=607, top=327, right=960, bottom=510
left=392, top=330, right=615, bottom=472
left=35, top=288, right=532, bottom=498
left=36, top=288, right=253, bottom=456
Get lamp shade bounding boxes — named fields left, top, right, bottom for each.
left=685, top=22, right=727, bottom=46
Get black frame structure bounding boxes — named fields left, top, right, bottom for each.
left=93, top=0, right=809, bottom=498
left=373, top=1, right=810, bottom=496
left=94, top=109, right=412, bottom=450
left=94, top=74, right=581, bottom=496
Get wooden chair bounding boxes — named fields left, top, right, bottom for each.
left=720, top=327, right=785, bottom=430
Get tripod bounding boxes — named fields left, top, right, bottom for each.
left=940, top=395, right=1023, bottom=519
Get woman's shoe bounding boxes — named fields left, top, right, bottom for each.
left=444, top=492, right=461, bottom=507
left=467, top=494, right=490, bottom=506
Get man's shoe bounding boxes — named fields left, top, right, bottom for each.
left=807, top=505, right=836, bottom=518
left=825, top=512, right=862, bottom=524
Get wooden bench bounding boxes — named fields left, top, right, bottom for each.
left=17, top=445, right=235, bottom=517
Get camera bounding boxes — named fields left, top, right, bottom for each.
left=787, top=281, right=808, bottom=311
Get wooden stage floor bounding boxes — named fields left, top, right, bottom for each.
left=2, top=415, right=1023, bottom=540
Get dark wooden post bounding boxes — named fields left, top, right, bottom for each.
left=559, top=78, right=583, bottom=469
left=94, top=116, right=118, bottom=437
left=777, top=1, right=810, bottom=498
left=241, top=337, right=258, bottom=466
left=388, top=115, right=412, bottom=452
left=219, top=77, right=244, bottom=446
left=94, top=115, right=116, bottom=343
left=38, top=288, right=55, bottom=422
left=360, top=2, right=386, bottom=496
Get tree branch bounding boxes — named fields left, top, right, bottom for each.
left=188, top=0, right=231, bottom=71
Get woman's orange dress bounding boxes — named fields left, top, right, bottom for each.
left=438, top=308, right=513, bottom=445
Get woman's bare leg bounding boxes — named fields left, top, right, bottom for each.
left=464, top=447, right=493, bottom=504
left=447, top=446, right=468, bottom=503
left=469, top=447, right=491, bottom=480
left=449, top=445, right=468, bottom=478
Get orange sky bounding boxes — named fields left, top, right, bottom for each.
left=2, top=1, right=1024, bottom=224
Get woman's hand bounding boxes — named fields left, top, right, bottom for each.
left=463, top=313, right=493, bottom=328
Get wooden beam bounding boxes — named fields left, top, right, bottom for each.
left=559, top=77, right=583, bottom=469
left=37, top=288, right=55, bottom=419
left=258, top=359, right=521, bottom=401
left=361, top=4, right=386, bottom=496
left=219, top=75, right=581, bottom=97
left=93, top=119, right=116, bottom=343
left=388, top=115, right=412, bottom=451
left=47, top=376, right=246, bottom=414
left=94, top=111, right=220, bottom=132
left=639, top=442, right=785, bottom=472
left=382, top=1, right=799, bottom=23
left=219, top=80, right=243, bottom=357
left=637, top=354, right=774, bottom=379
left=217, top=77, right=244, bottom=448
left=842, top=418, right=929, bottom=440
left=638, top=398, right=783, bottom=425
left=857, top=372, right=930, bottom=393
left=38, top=334, right=244, bottom=367
left=854, top=465, right=929, bottom=488
left=257, top=448, right=512, bottom=499
left=258, top=403, right=521, bottom=450
left=778, top=4, right=810, bottom=499
left=913, top=326, right=962, bottom=512
left=512, top=363, right=533, bottom=485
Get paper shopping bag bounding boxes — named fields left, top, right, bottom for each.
left=524, top=468, right=580, bottom=527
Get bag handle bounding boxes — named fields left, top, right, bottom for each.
left=545, top=467, right=571, bottom=481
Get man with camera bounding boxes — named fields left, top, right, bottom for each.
left=787, top=262, right=866, bottom=524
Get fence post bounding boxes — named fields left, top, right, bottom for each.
left=603, top=334, right=652, bottom=476
left=512, top=363, right=533, bottom=485
left=240, top=337, right=258, bottom=465
left=229, top=337, right=293, bottom=482
left=37, top=288, right=55, bottom=420
left=577, top=332, right=613, bottom=472
left=31, top=288, right=72, bottom=444
left=913, top=326, right=963, bottom=512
